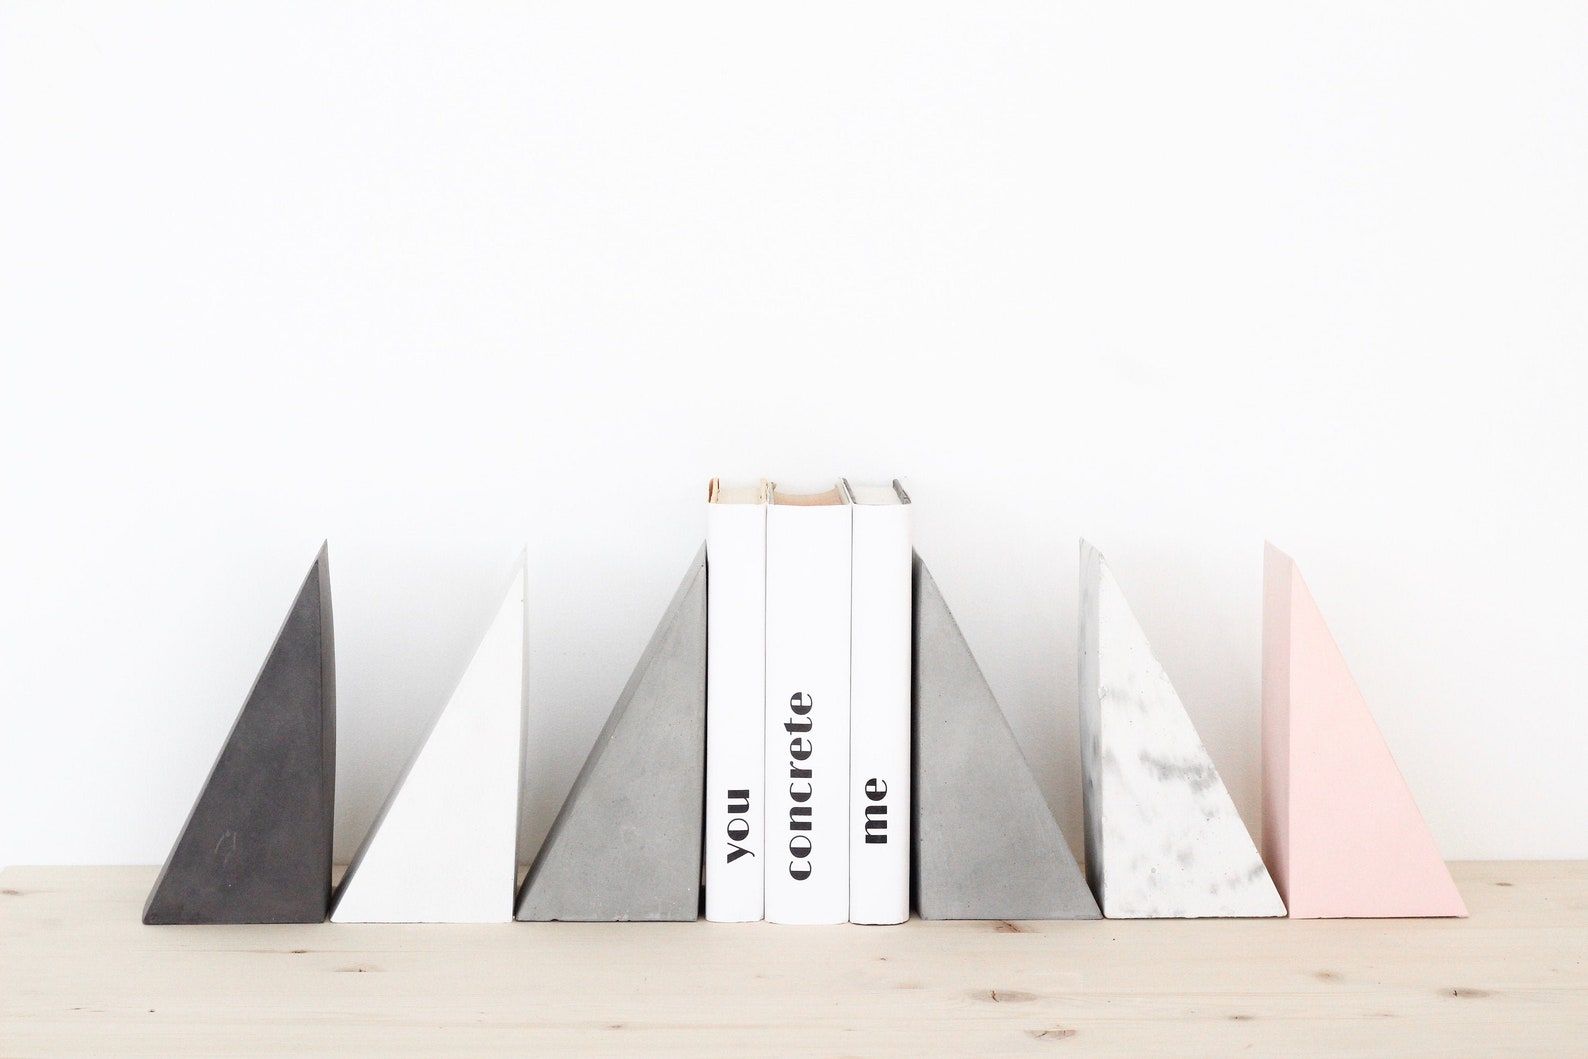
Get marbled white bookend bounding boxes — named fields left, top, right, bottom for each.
left=516, top=547, right=707, bottom=922
left=1263, top=544, right=1466, bottom=919
left=143, top=544, right=336, bottom=925
left=912, top=555, right=1099, bottom=921
left=1079, top=542, right=1284, bottom=919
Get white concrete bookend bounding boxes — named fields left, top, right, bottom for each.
left=515, top=548, right=707, bottom=922
left=1079, top=542, right=1284, bottom=919
left=331, top=560, right=527, bottom=923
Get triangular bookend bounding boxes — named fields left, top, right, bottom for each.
left=331, top=560, right=527, bottom=923
left=144, top=544, right=335, bottom=924
left=1079, top=542, right=1284, bottom=918
left=912, top=555, right=1099, bottom=921
left=1263, top=544, right=1467, bottom=918
left=515, top=547, right=707, bottom=921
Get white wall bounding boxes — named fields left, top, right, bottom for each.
left=3, top=1, right=1585, bottom=870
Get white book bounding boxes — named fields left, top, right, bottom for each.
left=843, top=480, right=912, bottom=925
left=704, top=478, right=768, bottom=923
left=764, top=482, right=852, bottom=924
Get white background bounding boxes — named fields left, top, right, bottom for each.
left=3, top=1, right=1584, bottom=870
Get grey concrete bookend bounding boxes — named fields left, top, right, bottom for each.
left=143, top=544, right=336, bottom=924
left=515, top=547, right=707, bottom=921
left=912, top=555, right=1099, bottom=921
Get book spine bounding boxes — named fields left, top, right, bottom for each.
left=705, top=502, right=766, bottom=922
left=764, top=503, right=852, bottom=924
left=848, top=502, right=912, bottom=924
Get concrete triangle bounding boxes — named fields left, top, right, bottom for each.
left=515, top=547, right=707, bottom=921
left=1263, top=544, right=1467, bottom=918
left=332, top=561, right=526, bottom=922
left=1079, top=543, right=1283, bottom=918
left=144, top=544, right=335, bottom=924
left=912, top=555, right=1099, bottom=920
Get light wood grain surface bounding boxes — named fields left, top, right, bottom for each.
left=2, top=862, right=1583, bottom=1056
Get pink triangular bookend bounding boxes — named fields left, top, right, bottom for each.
left=1262, top=544, right=1467, bottom=919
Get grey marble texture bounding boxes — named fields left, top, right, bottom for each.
left=515, top=547, right=707, bottom=921
left=1079, top=542, right=1284, bottom=919
left=913, top=555, right=1099, bottom=921
left=143, top=544, right=336, bottom=925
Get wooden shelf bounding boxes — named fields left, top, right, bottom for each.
left=2, top=862, right=1584, bottom=1056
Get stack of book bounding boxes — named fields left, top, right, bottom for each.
left=705, top=478, right=913, bottom=925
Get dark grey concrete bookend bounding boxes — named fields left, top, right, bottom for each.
left=912, top=555, right=1100, bottom=920
left=515, top=547, right=707, bottom=922
left=143, top=544, right=336, bottom=925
